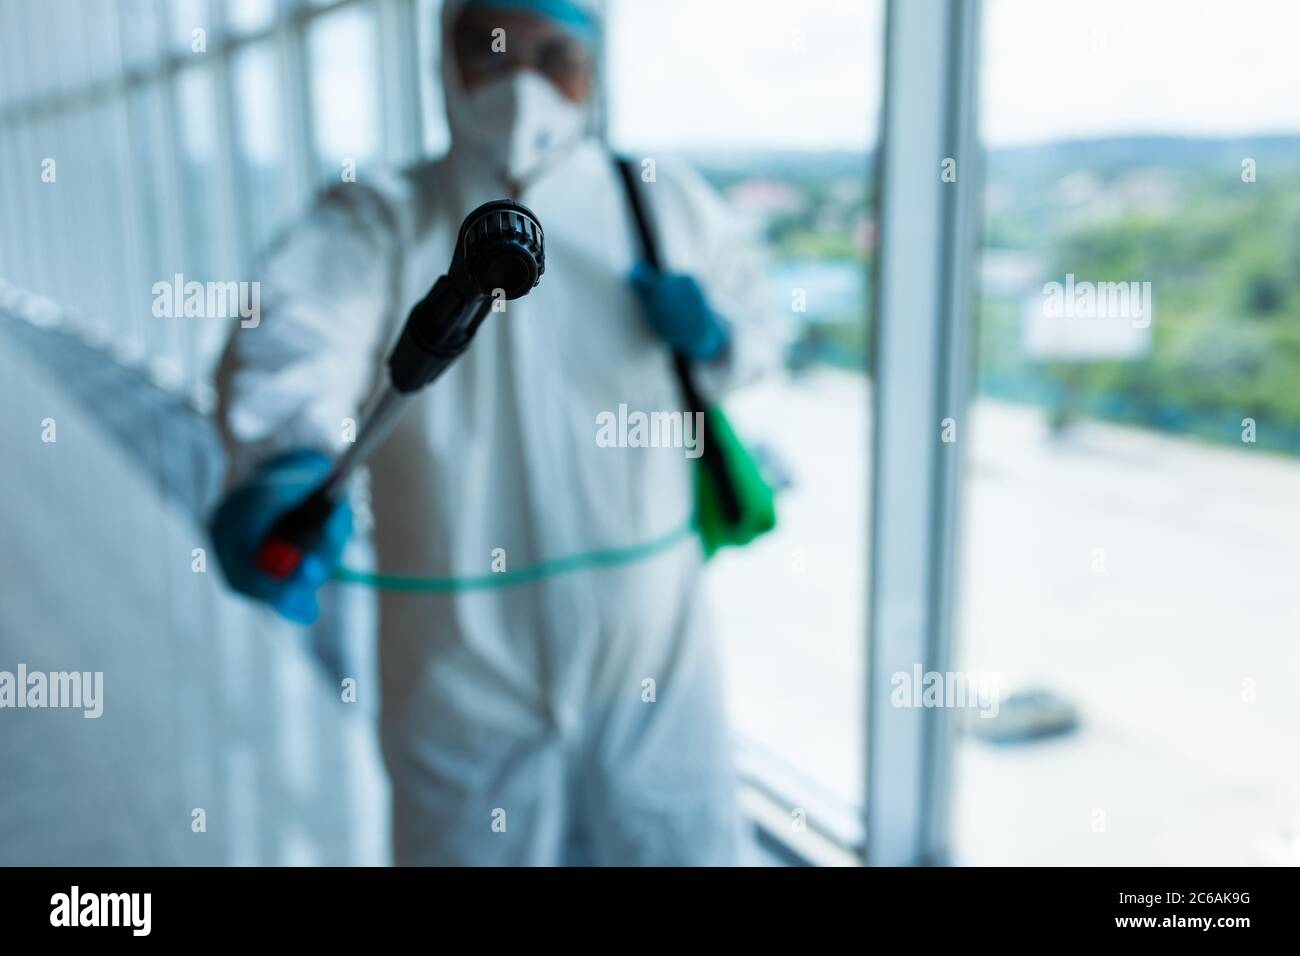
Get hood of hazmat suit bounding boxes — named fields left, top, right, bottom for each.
left=216, top=0, right=781, bottom=865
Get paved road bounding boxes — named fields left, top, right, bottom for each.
left=713, top=370, right=1300, bottom=864
left=955, top=400, right=1300, bottom=865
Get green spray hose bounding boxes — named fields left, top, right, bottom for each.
left=331, top=515, right=697, bottom=593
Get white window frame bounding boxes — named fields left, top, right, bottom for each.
left=864, top=0, right=982, bottom=866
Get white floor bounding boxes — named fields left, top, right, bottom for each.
left=0, top=329, right=388, bottom=866
left=711, top=369, right=1300, bottom=865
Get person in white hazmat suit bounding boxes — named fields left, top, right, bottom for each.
left=211, top=0, right=778, bottom=865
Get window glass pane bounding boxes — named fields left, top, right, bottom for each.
left=58, top=109, right=102, bottom=325
left=126, top=85, right=168, bottom=279
left=126, top=82, right=187, bottom=386
left=5, top=124, right=31, bottom=287
left=175, top=64, right=235, bottom=383
left=957, top=0, right=1300, bottom=865
left=169, top=0, right=211, bottom=53
left=608, top=0, right=883, bottom=827
left=306, top=3, right=383, bottom=185
left=231, top=41, right=294, bottom=257
left=103, top=95, right=152, bottom=362
left=71, top=102, right=131, bottom=342
left=226, top=0, right=278, bottom=35
left=6, top=124, right=43, bottom=292
left=47, top=0, right=89, bottom=95
left=119, top=0, right=163, bottom=70
left=0, top=128, right=19, bottom=276
left=415, top=0, right=449, bottom=155
left=0, top=4, right=24, bottom=107
left=80, top=0, right=124, bottom=85
left=175, top=66, right=220, bottom=279
left=27, top=117, right=62, bottom=297
left=21, top=2, right=55, bottom=100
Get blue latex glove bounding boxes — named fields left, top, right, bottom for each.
left=630, top=261, right=730, bottom=361
left=209, top=449, right=353, bottom=625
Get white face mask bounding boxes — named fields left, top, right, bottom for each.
left=448, top=70, right=588, bottom=187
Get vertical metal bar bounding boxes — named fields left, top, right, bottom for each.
left=865, top=0, right=982, bottom=867
left=923, top=0, right=983, bottom=860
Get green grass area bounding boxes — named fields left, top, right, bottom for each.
left=696, top=140, right=1300, bottom=453
left=988, top=164, right=1300, bottom=450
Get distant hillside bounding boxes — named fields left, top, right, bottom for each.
left=985, top=134, right=1300, bottom=194
left=674, top=149, right=872, bottom=186
left=677, top=134, right=1300, bottom=185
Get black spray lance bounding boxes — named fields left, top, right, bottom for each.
left=254, top=199, right=546, bottom=581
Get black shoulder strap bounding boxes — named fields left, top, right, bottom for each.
left=612, top=154, right=742, bottom=524
left=613, top=157, right=703, bottom=401
left=614, top=157, right=664, bottom=272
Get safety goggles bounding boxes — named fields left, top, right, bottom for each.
left=453, top=15, right=594, bottom=92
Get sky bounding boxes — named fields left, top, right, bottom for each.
left=605, top=0, right=1300, bottom=151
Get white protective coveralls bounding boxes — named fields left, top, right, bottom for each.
left=216, top=0, right=778, bottom=865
